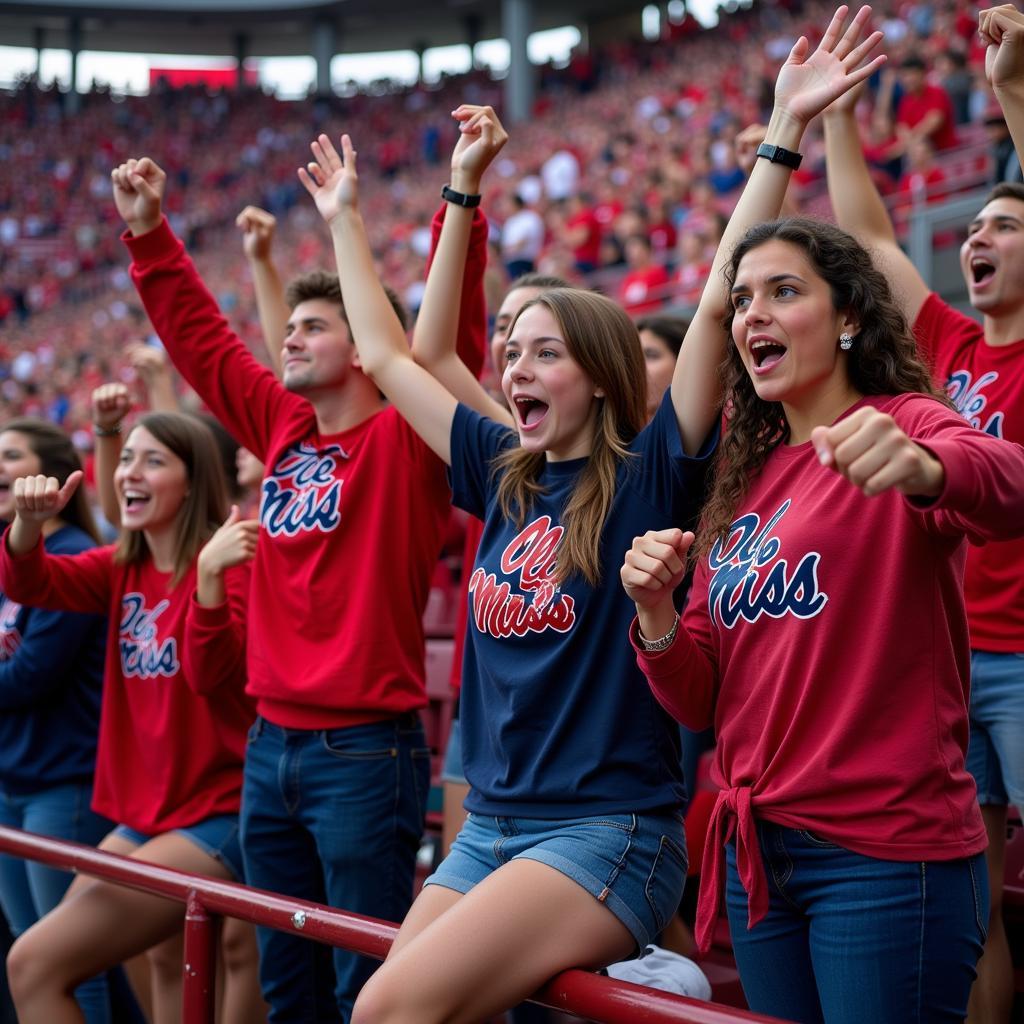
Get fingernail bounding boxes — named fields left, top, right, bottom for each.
left=815, top=447, right=829, bottom=465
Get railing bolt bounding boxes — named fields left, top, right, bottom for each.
left=292, top=910, right=306, bottom=930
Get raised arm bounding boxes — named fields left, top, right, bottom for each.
left=822, top=75, right=931, bottom=324
left=982, top=5, right=1024, bottom=165
left=1, top=473, right=112, bottom=614
left=673, top=5, right=887, bottom=455
left=734, top=123, right=801, bottom=218
left=299, top=134, right=460, bottom=464
left=237, top=206, right=290, bottom=377
left=111, top=158, right=299, bottom=460
left=412, top=106, right=513, bottom=426
left=129, top=343, right=179, bottom=413
left=91, top=383, right=131, bottom=528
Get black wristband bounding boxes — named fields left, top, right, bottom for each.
left=441, top=184, right=482, bottom=208
left=756, top=142, right=803, bottom=170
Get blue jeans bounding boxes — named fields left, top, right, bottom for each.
left=0, top=780, right=113, bottom=1024
left=725, top=822, right=988, bottom=1024
left=966, top=650, right=1024, bottom=808
left=240, top=714, right=430, bottom=1023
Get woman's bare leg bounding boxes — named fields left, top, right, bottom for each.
left=8, top=832, right=232, bottom=1024
left=351, top=859, right=634, bottom=1024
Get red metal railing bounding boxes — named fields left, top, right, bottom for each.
left=0, top=825, right=784, bottom=1024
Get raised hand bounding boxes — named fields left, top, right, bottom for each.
left=774, top=5, right=885, bottom=127
left=110, top=157, right=166, bottom=236
left=822, top=73, right=869, bottom=119
left=297, top=134, right=358, bottom=226
left=450, top=105, right=509, bottom=194
left=811, top=406, right=944, bottom=498
left=735, top=123, right=769, bottom=177
left=92, top=383, right=131, bottom=432
left=236, top=206, right=277, bottom=261
left=128, top=344, right=169, bottom=384
left=13, top=472, right=84, bottom=526
left=199, top=506, right=260, bottom=576
left=981, top=4, right=1024, bottom=93
left=196, top=505, right=259, bottom=607
left=620, top=528, right=694, bottom=610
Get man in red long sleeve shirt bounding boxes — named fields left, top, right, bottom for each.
left=824, top=9, right=1024, bottom=1019
left=111, top=156, right=489, bottom=1022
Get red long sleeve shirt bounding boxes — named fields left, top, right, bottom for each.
left=634, top=394, right=1024, bottom=953
left=915, top=293, right=1024, bottom=651
left=0, top=537, right=252, bottom=833
left=124, top=211, right=489, bottom=728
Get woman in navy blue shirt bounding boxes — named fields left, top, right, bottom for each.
left=0, top=419, right=110, bottom=1022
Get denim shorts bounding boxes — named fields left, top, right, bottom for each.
left=440, top=717, right=467, bottom=786
left=113, top=814, right=244, bottom=882
left=424, top=809, right=687, bottom=950
left=966, top=650, right=1024, bottom=808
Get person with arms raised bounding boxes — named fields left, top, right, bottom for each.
left=823, top=7, right=1024, bottom=1019
left=296, top=11, right=881, bottom=1018
left=109, top=144, right=488, bottom=1020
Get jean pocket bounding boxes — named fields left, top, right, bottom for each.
left=320, top=729, right=397, bottom=760
left=798, top=829, right=841, bottom=849
left=644, top=833, right=688, bottom=935
left=245, top=718, right=263, bottom=745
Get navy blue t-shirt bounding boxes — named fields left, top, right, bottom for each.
left=450, top=391, right=716, bottom=816
left=0, top=523, right=106, bottom=793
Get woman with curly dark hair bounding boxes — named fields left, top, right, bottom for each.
left=620, top=218, right=1024, bottom=1020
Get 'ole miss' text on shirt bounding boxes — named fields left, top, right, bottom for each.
left=0, top=538, right=253, bottom=833
left=450, top=391, right=716, bottom=817
left=635, top=393, right=1024, bottom=953
left=914, top=294, right=1024, bottom=651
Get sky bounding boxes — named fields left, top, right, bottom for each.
left=0, top=1, right=718, bottom=97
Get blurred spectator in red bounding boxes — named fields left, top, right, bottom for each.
left=893, top=136, right=948, bottom=235
left=619, top=234, right=670, bottom=316
left=896, top=52, right=958, bottom=151
left=674, top=231, right=711, bottom=307
left=559, top=192, right=602, bottom=274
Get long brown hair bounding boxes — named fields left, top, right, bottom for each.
left=698, top=218, right=945, bottom=559
left=2, top=419, right=100, bottom=544
left=494, top=288, right=648, bottom=586
left=113, top=413, right=228, bottom=586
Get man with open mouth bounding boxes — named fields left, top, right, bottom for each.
left=824, top=6, right=1024, bottom=1021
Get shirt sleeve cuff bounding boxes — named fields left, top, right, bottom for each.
left=188, top=591, right=233, bottom=628
left=901, top=438, right=962, bottom=511
left=121, top=216, right=180, bottom=263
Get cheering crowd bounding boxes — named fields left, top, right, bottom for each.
left=0, top=3, right=1023, bottom=1024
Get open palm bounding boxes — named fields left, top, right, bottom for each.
left=774, top=5, right=885, bottom=125
left=298, top=133, right=359, bottom=225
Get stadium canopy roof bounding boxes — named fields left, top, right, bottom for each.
left=0, top=0, right=650, bottom=59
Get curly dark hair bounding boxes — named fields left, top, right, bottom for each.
left=697, top=217, right=946, bottom=559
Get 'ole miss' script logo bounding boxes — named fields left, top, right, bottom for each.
left=0, top=598, right=22, bottom=660
left=708, top=500, right=828, bottom=629
left=469, top=516, right=577, bottom=638
left=261, top=443, right=346, bottom=537
left=946, top=370, right=1005, bottom=438
left=119, top=594, right=179, bottom=678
